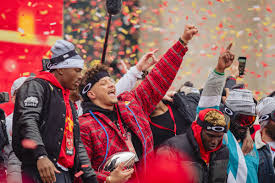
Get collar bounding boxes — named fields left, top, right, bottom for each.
left=36, top=71, right=66, bottom=91
left=82, top=101, right=116, bottom=121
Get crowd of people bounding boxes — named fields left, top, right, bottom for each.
left=0, top=23, right=274, bottom=183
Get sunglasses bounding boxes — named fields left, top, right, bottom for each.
left=206, top=126, right=225, bottom=132
left=224, top=106, right=256, bottom=127
left=259, top=110, right=275, bottom=122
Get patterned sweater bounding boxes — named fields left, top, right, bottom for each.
left=79, top=41, right=188, bottom=182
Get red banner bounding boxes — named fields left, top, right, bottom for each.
left=0, top=0, right=63, bottom=114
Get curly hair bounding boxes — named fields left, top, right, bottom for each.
left=79, top=64, right=110, bottom=100
left=204, top=110, right=226, bottom=127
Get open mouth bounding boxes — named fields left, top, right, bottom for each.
left=108, top=89, right=116, bottom=97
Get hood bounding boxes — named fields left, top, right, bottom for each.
left=36, top=71, right=65, bottom=91
left=191, top=121, right=223, bottom=164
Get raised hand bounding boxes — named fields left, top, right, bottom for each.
left=136, top=49, right=159, bottom=72
left=181, top=25, right=198, bottom=44
left=163, top=91, right=177, bottom=102
left=216, top=43, right=235, bottom=73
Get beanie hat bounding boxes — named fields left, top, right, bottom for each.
left=225, top=89, right=256, bottom=114
left=11, top=77, right=28, bottom=96
left=197, top=108, right=228, bottom=132
left=256, top=97, right=275, bottom=128
left=49, top=40, right=84, bottom=70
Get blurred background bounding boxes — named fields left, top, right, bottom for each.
left=0, top=0, right=274, bottom=114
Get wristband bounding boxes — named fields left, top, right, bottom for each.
left=179, top=37, right=187, bottom=46
left=37, top=155, right=47, bottom=160
left=214, top=69, right=225, bottom=76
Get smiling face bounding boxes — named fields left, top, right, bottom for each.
left=87, top=76, right=118, bottom=110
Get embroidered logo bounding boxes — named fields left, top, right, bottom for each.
left=24, top=96, right=39, bottom=107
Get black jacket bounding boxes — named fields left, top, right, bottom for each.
left=159, top=128, right=229, bottom=183
left=172, top=91, right=200, bottom=123
left=12, top=78, right=97, bottom=182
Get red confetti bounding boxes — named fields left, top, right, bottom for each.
left=266, top=6, right=272, bottom=13
left=261, top=61, right=268, bottom=68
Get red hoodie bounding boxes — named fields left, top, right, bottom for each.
left=36, top=71, right=75, bottom=168
left=191, top=121, right=223, bottom=164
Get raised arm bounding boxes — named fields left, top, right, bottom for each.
left=115, top=50, right=158, bottom=95
left=197, top=43, right=235, bottom=114
left=128, top=25, right=198, bottom=116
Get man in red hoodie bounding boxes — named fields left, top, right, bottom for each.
left=12, top=40, right=98, bottom=183
left=158, top=108, right=229, bottom=183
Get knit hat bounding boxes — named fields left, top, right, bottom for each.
left=225, top=89, right=256, bottom=114
left=11, top=77, right=28, bottom=96
left=197, top=108, right=228, bottom=132
left=256, top=97, right=275, bottom=128
left=49, top=40, right=84, bottom=70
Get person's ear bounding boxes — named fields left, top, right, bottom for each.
left=87, top=90, right=96, bottom=100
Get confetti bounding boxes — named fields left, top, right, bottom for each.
left=60, top=0, right=274, bottom=94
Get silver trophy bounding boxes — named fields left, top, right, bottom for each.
left=101, top=152, right=136, bottom=172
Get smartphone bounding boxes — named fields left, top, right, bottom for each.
left=238, top=56, right=246, bottom=76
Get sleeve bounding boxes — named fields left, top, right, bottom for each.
left=12, top=80, right=47, bottom=161
left=197, top=70, right=226, bottom=114
left=77, top=138, right=98, bottom=183
left=115, top=66, right=143, bottom=96
left=5, top=122, right=22, bottom=183
left=80, top=125, right=108, bottom=183
left=5, top=144, right=22, bottom=183
left=130, top=41, right=188, bottom=116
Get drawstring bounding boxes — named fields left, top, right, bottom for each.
left=149, top=104, right=177, bottom=136
left=89, top=105, right=147, bottom=171
left=89, top=110, right=109, bottom=171
left=126, top=105, right=147, bottom=171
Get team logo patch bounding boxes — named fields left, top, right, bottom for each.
left=24, top=96, right=39, bottom=107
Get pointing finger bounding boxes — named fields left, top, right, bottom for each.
left=226, top=43, right=233, bottom=51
